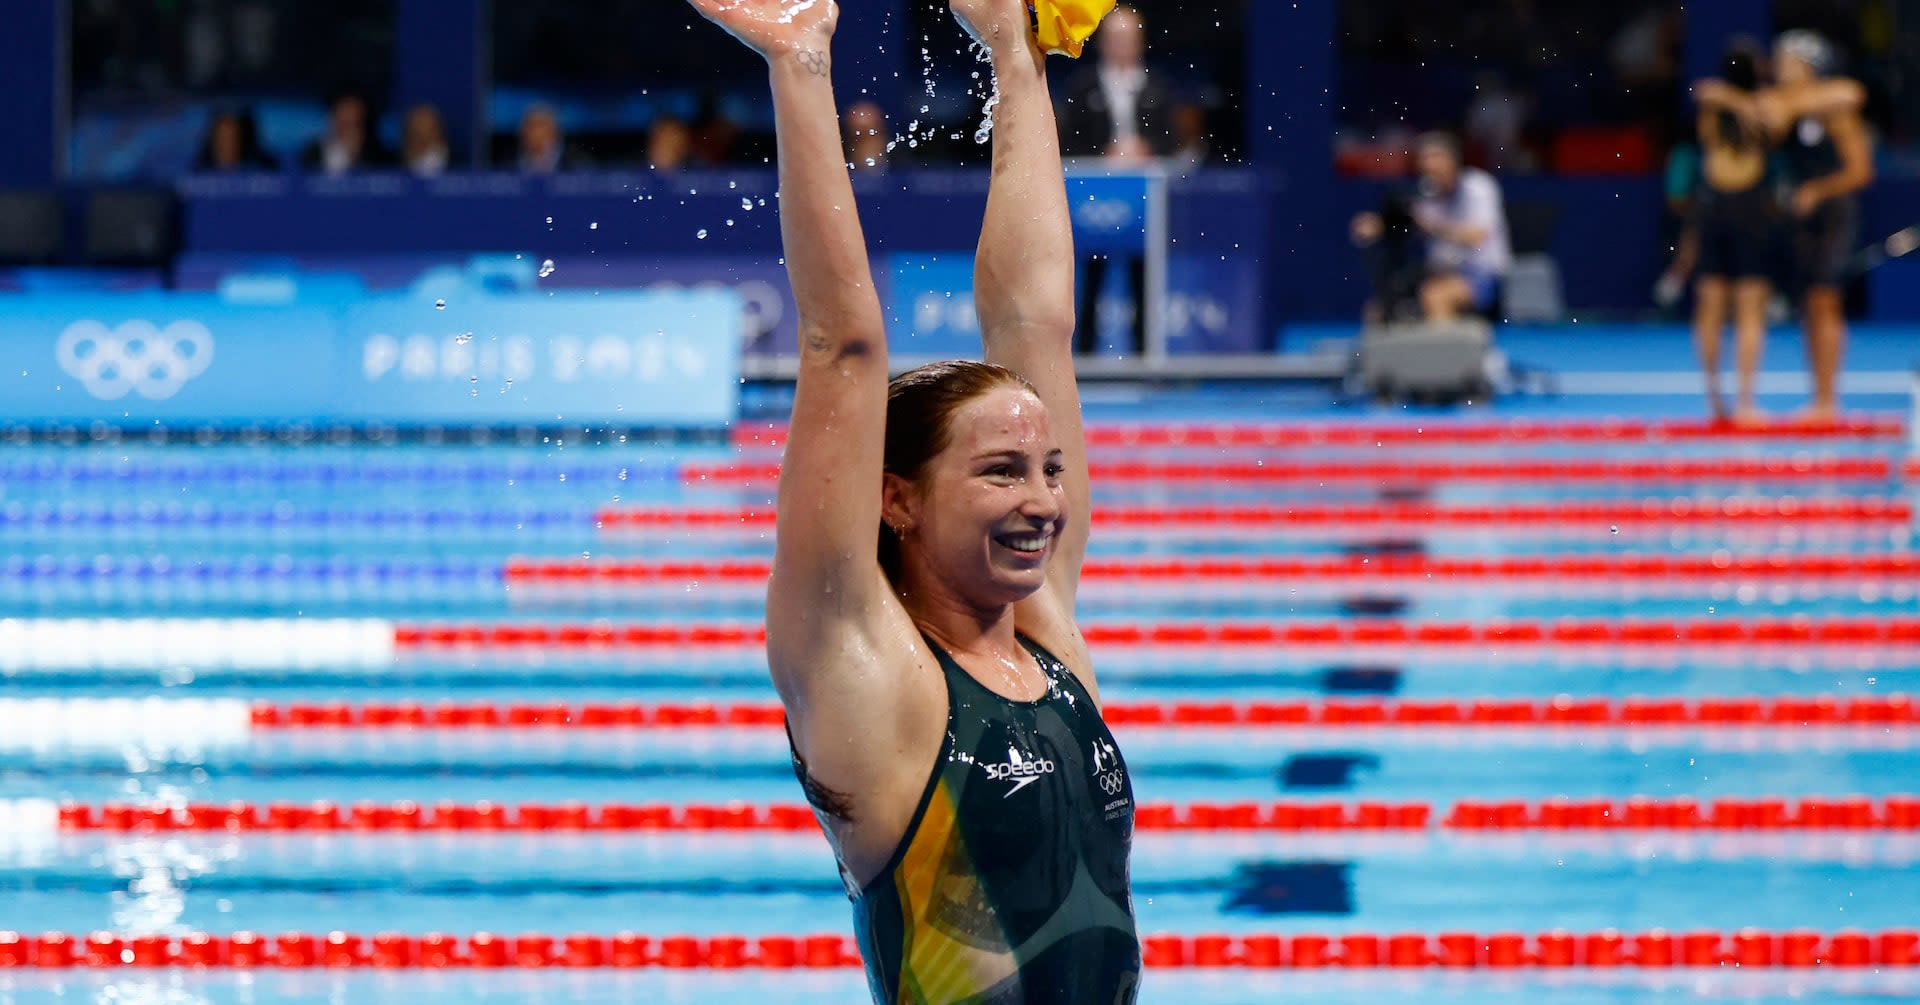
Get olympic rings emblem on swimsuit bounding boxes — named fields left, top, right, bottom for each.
left=55, top=320, right=216, bottom=401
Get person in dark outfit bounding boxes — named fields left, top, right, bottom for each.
left=1696, top=30, right=1872, bottom=423
left=298, top=91, right=393, bottom=175
left=1771, top=30, right=1874, bottom=422
left=1057, top=6, right=1172, bottom=357
left=684, top=0, right=1139, bottom=1003
left=1688, top=40, right=1779, bottom=424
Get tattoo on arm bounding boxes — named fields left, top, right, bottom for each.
left=797, top=49, right=829, bottom=76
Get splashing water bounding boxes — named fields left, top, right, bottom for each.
left=970, top=42, right=1001, bottom=145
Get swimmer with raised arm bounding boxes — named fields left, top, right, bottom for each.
left=683, top=1, right=1140, bottom=1003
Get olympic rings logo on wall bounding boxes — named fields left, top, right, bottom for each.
left=55, top=320, right=216, bottom=401
left=1073, top=198, right=1138, bottom=231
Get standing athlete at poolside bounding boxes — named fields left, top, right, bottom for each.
left=685, top=1, right=1140, bottom=1003
left=1771, top=31, right=1873, bottom=422
left=1695, top=32, right=1871, bottom=423
left=1687, top=39, right=1777, bottom=425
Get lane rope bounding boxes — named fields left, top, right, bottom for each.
left=38, top=796, right=1920, bottom=834
left=731, top=415, right=1906, bottom=449
left=503, top=553, right=1920, bottom=584
left=237, top=696, right=1916, bottom=730
left=2, top=928, right=1917, bottom=969
left=682, top=458, right=1894, bottom=486
left=7, top=617, right=1919, bottom=670
left=594, top=497, right=1914, bottom=530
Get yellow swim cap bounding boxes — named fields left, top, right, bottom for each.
left=1032, top=0, right=1119, bottom=58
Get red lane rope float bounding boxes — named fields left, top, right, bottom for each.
left=391, top=618, right=1920, bottom=650
left=53, top=796, right=1920, bottom=834
left=730, top=414, right=1905, bottom=449
left=682, top=457, right=1893, bottom=486
left=247, top=695, right=1920, bottom=730
left=4, top=928, right=1916, bottom=969
left=594, top=497, right=1914, bottom=531
left=504, top=553, right=1920, bottom=584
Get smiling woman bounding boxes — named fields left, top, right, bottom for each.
left=681, top=0, right=1139, bottom=1001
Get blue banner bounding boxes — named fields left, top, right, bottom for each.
left=1067, top=173, right=1152, bottom=255
left=883, top=252, right=1262, bottom=356
left=0, top=289, right=740, bottom=426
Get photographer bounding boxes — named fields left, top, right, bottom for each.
left=1351, top=132, right=1511, bottom=323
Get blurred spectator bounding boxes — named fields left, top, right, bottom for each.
left=647, top=116, right=694, bottom=172
left=401, top=104, right=450, bottom=177
left=1059, top=6, right=1173, bottom=161
left=1169, top=102, right=1211, bottom=168
left=299, top=91, right=392, bottom=175
left=518, top=104, right=576, bottom=174
left=844, top=101, right=890, bottom=173
left=194, top=107, right=276, bottom=171
left=1352, top=132, right=1512, bottom=322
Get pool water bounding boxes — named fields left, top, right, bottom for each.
left=1, top=393, right=1916, bottom=1004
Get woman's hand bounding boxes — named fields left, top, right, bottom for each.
left=687, top=0, right=837, bottom=60
left=951, top=0, right=1034, bottom=54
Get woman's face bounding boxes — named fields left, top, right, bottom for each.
left=892, top=384, right=1066, bottom=607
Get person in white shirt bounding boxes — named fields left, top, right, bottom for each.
left=1353, top=132, right=1512, bottom=321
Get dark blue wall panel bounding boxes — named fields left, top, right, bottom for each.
left=0, top=0, right=60, bottom=186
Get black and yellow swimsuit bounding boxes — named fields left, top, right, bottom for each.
left=793, top=633, right=1141, bottom=1005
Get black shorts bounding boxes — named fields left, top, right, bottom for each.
left=1793, top=196, right=1858, bottom=290
left=1692, top=185, right=1779, bottom=280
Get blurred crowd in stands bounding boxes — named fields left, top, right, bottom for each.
left=70, top=0, right=1920, bottom=183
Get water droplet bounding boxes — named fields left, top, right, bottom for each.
left=538, top=259, right=556, bottom=278
left=742, top=198, right=754, bottom=211
left=589, top=221, right=599, bottom=230
left=1609, top=525, right=1619, bottom=534
left=725, top=219, right=735, bottom=227
left=455, top=332, right=473, bottom=345
left=434, top=299, right=446, bottom=310
left=545, top=216, right=553, bottom=224
left=696, top=229, right=709, bottom=240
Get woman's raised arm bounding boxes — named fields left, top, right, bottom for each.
left=956, top=0, right=1093, bottom=604
left=687, top=1, right=892, bottom=679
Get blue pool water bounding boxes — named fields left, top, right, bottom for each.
left=1, top=390, right=1917, bottom=1003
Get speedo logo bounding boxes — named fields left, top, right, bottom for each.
left=983, top=748, right=1055, bottom=797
